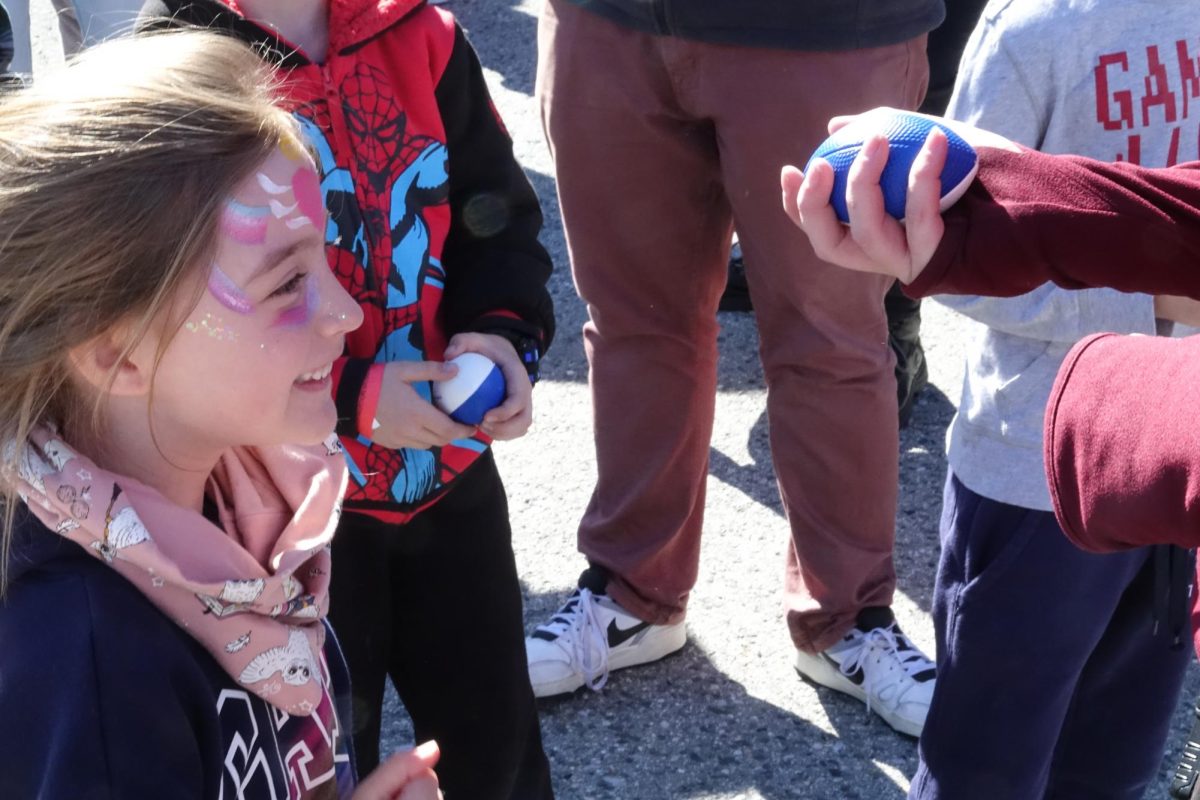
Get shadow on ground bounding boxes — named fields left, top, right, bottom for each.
left=533, top=640, right=912, bottom=800
left=452, top=0, right=539, bottom=98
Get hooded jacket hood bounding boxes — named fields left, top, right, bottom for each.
left=140, top=0, right=426, bottom=60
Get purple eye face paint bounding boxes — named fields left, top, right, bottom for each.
left=221, top=200, right=270, bottom=245
left=207, top=146, right=326, bottom=326
left=272, top=275, right=319, bottom=328
left=208, top=264, right=255, bottom=315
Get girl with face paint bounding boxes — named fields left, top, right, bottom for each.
left=0, top=31, right=440, bottom=800
left=139, top=2, right=559, bottom=796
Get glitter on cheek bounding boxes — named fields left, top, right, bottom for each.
left=221, top=200, right=269, bottom=245
left=208, top=264, right=255, bottom=315
left=184, top=313, right=239, bottom=342
left=272, top=276, right=319, bottom=328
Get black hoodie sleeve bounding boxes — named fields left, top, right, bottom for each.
left=434, top=23, right=556, bottom=353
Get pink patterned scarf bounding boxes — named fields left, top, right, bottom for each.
left=10, top=426, right=348, bottom=717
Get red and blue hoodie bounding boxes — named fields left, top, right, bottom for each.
left=143, top=0, right=556, bottom=524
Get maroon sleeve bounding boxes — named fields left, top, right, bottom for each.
left=1045, top=332, right=1200, bottom=551
left=906, top=148, right=1200, bottom=300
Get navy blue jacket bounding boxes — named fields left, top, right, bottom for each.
left=0, top=511, right=356, bottom=799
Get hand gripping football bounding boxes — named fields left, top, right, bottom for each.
left=432, top=352, right=507, bottom=426
left=804, top=109, right=979, bottom=223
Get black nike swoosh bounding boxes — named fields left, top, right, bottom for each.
left=607, top=619, right=651, bottom=648
left=824, top=652, right=864, bottom=686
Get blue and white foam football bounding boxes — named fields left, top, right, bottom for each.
left=804, top=109, right=979, bottom=223
left=433, top=352, right=507, bottom=426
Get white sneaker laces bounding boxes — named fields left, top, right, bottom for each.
left=837, top=623, right=933, bottom=714
left=534, top=588, right=611, bottom=692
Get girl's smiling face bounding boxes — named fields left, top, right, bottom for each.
left=144, top=144, right=362, bottom=458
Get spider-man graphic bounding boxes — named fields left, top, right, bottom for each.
left=296, top=64, right=487, bottom=515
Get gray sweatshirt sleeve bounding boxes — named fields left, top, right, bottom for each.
left=936, top=285, right=1158, bottom=341
left=937, top=4, right=1158, bottom=340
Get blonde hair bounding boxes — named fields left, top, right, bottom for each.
left=0, top=30, right=300, bottom=588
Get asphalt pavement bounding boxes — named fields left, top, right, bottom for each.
left=25, top=1, right=1200, bottom=797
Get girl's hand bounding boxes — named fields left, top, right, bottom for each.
left=781, top=128, right=949, bottom=285
left=373, top=362, right=477, bottom=450
left=444, top=332, right=534, bottom=441
left=352, top=741, right=442, bottom=800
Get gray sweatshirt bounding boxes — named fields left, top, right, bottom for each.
left=938, top=0, right=1200, bottom=510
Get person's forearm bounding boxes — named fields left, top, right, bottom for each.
left=908, top=148, right=1200, bottom=300
left=1045, top=332, right=1200, bottom=551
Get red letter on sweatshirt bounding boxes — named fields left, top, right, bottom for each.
left=1096, top=52, right=1134, bottom=130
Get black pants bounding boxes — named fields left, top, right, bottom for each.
left=329, top=451, right=554, bottom=800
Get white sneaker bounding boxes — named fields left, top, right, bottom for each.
left=525, top=588, right=687, bottom=698
left=794, top=619, right=936, bottom=737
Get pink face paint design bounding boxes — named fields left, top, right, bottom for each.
left=272, top=275, right=319, bottom=328
left=221, top=200, right=270, bottom=245
left=245, top=156, right=323, bottom=238
left=292, top=167, right=324, bottom=229
left=208, top=264, right=255, bottom=315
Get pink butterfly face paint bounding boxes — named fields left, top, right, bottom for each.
left=255, top=159, right=322, bottom=232
left=221, top=200, right=270, bottom=245
left=208, top=263, right=255, bottom=315
left=292, top=167, right=324, bottom=230
left=205, top=143, right=328, bottom=328
left=272, top=274, right=319, bottom=328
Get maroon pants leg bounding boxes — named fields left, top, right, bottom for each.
left=540, top=0, right=928, bottom=645
left=694, top=39, right=928, bottom=650
left=538, top=0, right=731, bottom=623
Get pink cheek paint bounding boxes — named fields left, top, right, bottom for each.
left=221, top=200, right=270, bottom=245
left=272, top=276, right=319, bottom=328
left=208, top=264, right=255, bottom=315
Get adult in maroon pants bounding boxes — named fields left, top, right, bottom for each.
left=526, top=0, right=944, bottom=738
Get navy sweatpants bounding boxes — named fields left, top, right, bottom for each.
left=909, top=473, right=1192, bottom=800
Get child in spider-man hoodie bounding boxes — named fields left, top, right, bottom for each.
left=140, top=1, right=557, bottom=796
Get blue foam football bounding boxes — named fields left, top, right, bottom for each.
left=432, top=352, right=507, bottom=426
left=804, top=109, right=979, bottom=223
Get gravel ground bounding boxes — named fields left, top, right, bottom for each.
left=26, top=1, right=1200, bottom=797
